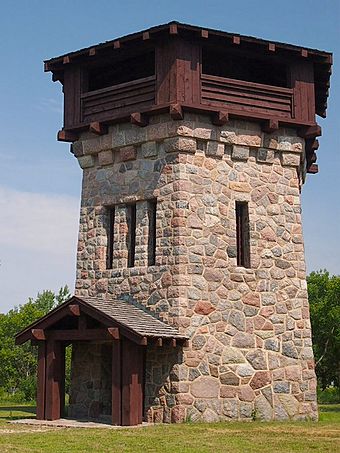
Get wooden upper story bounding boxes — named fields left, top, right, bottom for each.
left=45, top=22, right=332, bottom=161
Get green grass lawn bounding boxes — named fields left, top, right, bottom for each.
left=0, top=404, right=339, bottom=453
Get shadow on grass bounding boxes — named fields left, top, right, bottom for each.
left=319, top=404, right=340, bottom=413
left=0, top=406, right=36, bottom=420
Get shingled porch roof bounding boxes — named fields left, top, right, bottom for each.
left=15, top=295, right=188, bottom=346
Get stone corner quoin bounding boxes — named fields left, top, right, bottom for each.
left=73, top=113, right=318, bottom=423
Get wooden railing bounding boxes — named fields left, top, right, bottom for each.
left=81, top=75, right=156, bottom=123
left=201, top=74, right=294, bottom=119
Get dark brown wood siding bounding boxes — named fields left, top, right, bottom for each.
left=289, top=61, right=315, bottom=123
left=155, top=38, right=200, bottom=105
left=57, top=35, right=321, bottom=137
left=81, top=76, right=156, bottom=124
left=63, top=66, right=83, bottom=128
left=121, top=339, right=144, bottom=426
left=201, top=74, right=294, bottom=119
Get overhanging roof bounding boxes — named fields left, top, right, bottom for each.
left=15, top=295, right=187, bottom=345
left=44, top=21, right=332, bottom=118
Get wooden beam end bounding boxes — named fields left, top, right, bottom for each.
left=170, top=103, right=183, bottom=120
left=212, top=111, right=229, bottom=126
left=68, top=304, right=80, bottom=317
left=130, top=112, right=148, bottom=127
left=89, top=121, right=108, bottom=136
left=307, top=163, right=319, bottom=174
left=32, top=329, right=46, bottom=341
left=299, top=124, right=322, bottom=139
left=108, top=327, right=120, bottom=340
left=311, top=139, right=319, bottom=151
left=57, top=130, right=78, bottom=143
left=169, top=24, right=178, bottom=35
left=262, top=119, right=279, bottom=133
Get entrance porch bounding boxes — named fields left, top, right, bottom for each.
left=15, top=296, right=187, bottom=426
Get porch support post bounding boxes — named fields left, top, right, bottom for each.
left=112, top=339, right=121, bottom=425
left=121, top=339, right=144, bottom=426
left=59, top=344, right=66, bottom=418
left=45, top=340, right=63, bottom=420
left=36, top=342, right=46, bottom=420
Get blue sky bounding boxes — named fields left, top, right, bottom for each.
left=0, top=0, right=339, bottom=313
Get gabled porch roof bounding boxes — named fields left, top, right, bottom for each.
left=15, top=295, right=188, bottom=346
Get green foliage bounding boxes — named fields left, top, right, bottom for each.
left=307, top=270, right=340, bottom=389
left=317, top=386, right=340, bottom=404
left=0, top=286, right=70, bottom=401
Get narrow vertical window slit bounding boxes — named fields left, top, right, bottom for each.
left=106, top=207, right=115, bottom=269
left=235, top=201, right=250, bottom=268
left=148, top=199, right=157, bottom=266
left=127, top=204, right=136, bottom=268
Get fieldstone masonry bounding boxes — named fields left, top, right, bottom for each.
left=71, top=113, right=317, bottom=422
left=69, top=343, right=112, bottom=422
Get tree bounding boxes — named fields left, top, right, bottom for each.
left=307, top=271, right=340, bottom=389
left=0, top=286, right=70, bottom=400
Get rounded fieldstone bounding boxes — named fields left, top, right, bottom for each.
left=282, top=341, right=298, bottom=359
left=264, top=338, right=280, bottom=352
left=189, top=368, right=201, bottom=381
left=201, top=408, right=220, bottom=422
left=255, top=395, right=273, bottom=421
left=246, top=350, right=267, bottom=370
left=192, top=335, right=207, bottom=350
left=238, top=386, right=255, bottom=402
left=229, top=310, right=246, bottom=331
left=171, top=406, right=186, bottom=423
left=227, top=246, right=237, bottom=258
left=220, top=371, right=240, bottom=386
left=273, top=381, right=290, bottom=394
left=237, top=364, right=254, bottom=377
left=232, top=332, right=256, bottom=348
left=250, top=371, right=271, bottom=390
left=191, top=377, right=220, bottom=398
left=222, top=347, right=246, bottom=364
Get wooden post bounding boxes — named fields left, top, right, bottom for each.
left=155, top=38, right=201, bottom=106
left=59, top=344, right=66, bottom=418
left=289, top=61, right=315, bottom=123
left=36, top=342, right=46, bottom=420
left=63, top=66, right=82, bottom=129
left=45, top=340, right=63, bottom=420
left=121, top=339, right=144, bottom=426
left=112, top=339, right=121, bottom=425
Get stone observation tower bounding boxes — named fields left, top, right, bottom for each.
left=16, top=22, right=332, bottom=425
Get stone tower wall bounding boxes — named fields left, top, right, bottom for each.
left=73, top=113, right=317, bottom=422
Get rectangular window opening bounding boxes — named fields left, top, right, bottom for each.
left=202, top=47, right=288, bottom=88
left=87, top=51, right=155, bottom=92
left=236, top=201, right=250, bottom=268
left=106, top=207, right=115, bottom=269
left=148, top=199, right=157, bottom=266
left=127, top=204, right=137, bottom=268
